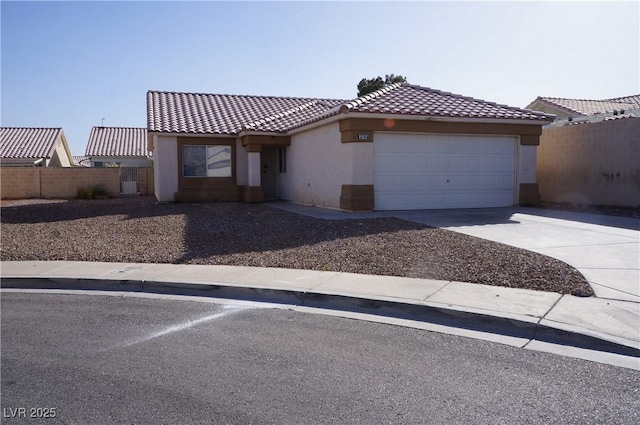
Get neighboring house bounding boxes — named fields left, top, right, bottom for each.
left=147, top=83, right=554, bottom=210
left=73, top=156, right=92, bottom=167
left=0, top=127, right=74, bottom=167
left=526, top=95, right=640, bottom=121
left=85, top=126, right=152, bottom=168
left=527, top=94, right=640, bottom=208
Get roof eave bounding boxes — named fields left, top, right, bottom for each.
left=146, top=130, right=240, bottom=138
left=337, top=111, right=555, bottom=126
left=531, top=98, right=583, bottom=117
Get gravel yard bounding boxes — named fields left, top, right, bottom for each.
left=0, top=197, right=592, bottom=295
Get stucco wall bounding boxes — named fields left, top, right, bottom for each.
left=52, top=139, right=73, bottom=167
left=537, top=117, right=640, bottom=207
left=153, top=136, right=178, bottom=201
left=278, top=122, right=372, bottom=209
left=517, top=144, right=537, bottom=184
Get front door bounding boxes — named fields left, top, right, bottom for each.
left=261, top=148, right=278, bottom=200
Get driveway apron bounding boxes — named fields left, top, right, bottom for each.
left=392, top=208, right=640, bottom=302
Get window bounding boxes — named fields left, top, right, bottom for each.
left=183, top=145, right=232, bottom=177
left=278, top=147, right=287, bottom=173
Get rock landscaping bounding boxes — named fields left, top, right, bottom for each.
left=0, top=197, right=592, bottom=296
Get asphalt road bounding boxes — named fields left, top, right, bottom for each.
left=2, top=292, right=639, bottom=425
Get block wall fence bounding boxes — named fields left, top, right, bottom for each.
left=537, top=117, right=640, bottom=208
left=1, top=168, right=154, bottom=199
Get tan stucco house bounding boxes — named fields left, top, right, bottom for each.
left=85, top=126, right=152, bottom=168
left=147, top=83, right=554, bottom=211
left=0, top=127, right=74, bottom=167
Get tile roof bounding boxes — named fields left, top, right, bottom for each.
left=147, top=91, right=345, bottom=135
left=147, top=83, right=553, bottom=135
left=85, top=127, right=149, bottom=157
left=73, top=156, right=92, bottom=167
left=532, top=95, right=640, bottom=116
left=0, top=127, right=63, bottom=159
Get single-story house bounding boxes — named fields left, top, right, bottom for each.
left=85, top=126, right=152, bottom=168
left=0, top=127, right=74, bottom=167
left=526, top=95, right=640, bottom=121
left=73, top=156, right=92, bottom=167
left=147, top=83, right=554, bottom=211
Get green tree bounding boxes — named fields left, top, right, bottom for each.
left=357, top=74, right=407, bottom=97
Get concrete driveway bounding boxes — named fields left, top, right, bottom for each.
left=269, top=203, right=639, bottom=302
left=392, top=208, right=639, bottom=302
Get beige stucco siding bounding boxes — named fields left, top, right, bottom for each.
left=278, top=122, right=373, bottom=209
left=517, top=144, right=537, bottom=184
left=153, top=136, right=178, bottom=201
left=51, top=138, right=73, bottom=167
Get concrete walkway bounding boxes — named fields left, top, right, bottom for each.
left=1, top=261, right=638, bottom=366
left=269, top=203, right=640, bottom=302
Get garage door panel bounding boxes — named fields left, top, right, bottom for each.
left=374, top=133, right=517, bottom=210
left=496, top=155, right=516, bottom=172
left=462, top=174, right=498, bottom=189
left=414, top=174, right=448, bottom=190
left=375, top=191, right=413, bottom=210
left=496, top=173, right=515, bottom=190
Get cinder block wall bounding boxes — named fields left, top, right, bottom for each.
left=40, top=168, right=120, bottom=199
left=139, top=168, right=155, bottom=196
left=0, top=168, right=41, bottom=199
left=537, top=117, right=640, bottom=207
left=1, top=167, right=155, bottom=199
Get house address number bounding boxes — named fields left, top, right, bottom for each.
left=358, top=133, right=369, bottom=140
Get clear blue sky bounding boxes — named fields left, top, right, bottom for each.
left=2, top=0, right=638, bottom=156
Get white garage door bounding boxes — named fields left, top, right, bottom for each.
left=374, top=133, right=517, bottom=210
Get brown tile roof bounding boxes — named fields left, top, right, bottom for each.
left=147, top=91, right=345, bottom=135
left=147, top=83, right=553, bottom=135
left=85, top=127, right=149, bottom=157
left=532, top=95, right=640, bottom=116
left=0, top=127, right=63, bottom=159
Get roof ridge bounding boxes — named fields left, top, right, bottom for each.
left=408, top=84, right=553, bottom=117
left=147, top=89, right=344, bottom=104
left=91, top=126, right=147, bottom=130
left=242, top=100, right=323, bottom=131
left=342, top=82, right=403, bottom=110
left=1, top=127, right=63, bottom=130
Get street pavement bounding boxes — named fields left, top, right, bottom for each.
left=3, top=292, right=639, bottom=425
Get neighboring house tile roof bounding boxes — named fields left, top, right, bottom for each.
left=85, top=127, right=149, bottom=157
left=529, top=95, right=640, bottom=116
left=147, top=83, right=553, bottom=135
left=0, top=127, right=63, bottom=159
left=73, top=156, right=92, bottom=167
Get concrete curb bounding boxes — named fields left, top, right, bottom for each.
left=2, top=276, right=639, bottom=358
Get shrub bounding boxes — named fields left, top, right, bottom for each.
left=76, top=185, right=110, bottom=200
